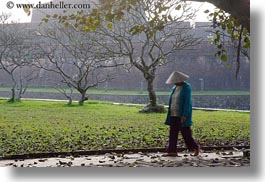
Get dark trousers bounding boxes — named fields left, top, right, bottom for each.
left=167, top=117, right=199, bottom=153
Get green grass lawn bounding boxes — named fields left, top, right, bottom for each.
left=0, top=87, right=249, bottom=95
left=0, top=99, right=250, bottom=157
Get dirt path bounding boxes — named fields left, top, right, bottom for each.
left=0, top=150, right=250, bottom=167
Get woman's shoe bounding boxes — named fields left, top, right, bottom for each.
left=162, top=153, right=180, bottom=157
left=192, top=148, right=202, bottom=156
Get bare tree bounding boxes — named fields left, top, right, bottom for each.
left=45, top=0, right=249, bottom=78
left=35, top=24, right=121, bottom=105
left=0, top=13, right=39, bottom=102
left=93, top=0, right=202, bottom=112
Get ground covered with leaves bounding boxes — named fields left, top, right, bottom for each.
left=0, top=151, right=250, bottom=167
left=0, top=99, right=250, bottom=157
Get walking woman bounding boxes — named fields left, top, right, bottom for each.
left=164, top=71, right=201, bottom=156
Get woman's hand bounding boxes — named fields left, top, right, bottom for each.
left=181, top=116, right=186, bottom=123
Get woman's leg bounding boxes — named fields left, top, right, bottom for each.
left=180, top=127, right=200, bottom=151
left=166, top=117, right=181, bottom=153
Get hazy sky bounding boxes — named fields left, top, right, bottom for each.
left=0, top=0, right=216, bottom=23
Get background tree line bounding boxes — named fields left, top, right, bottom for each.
left=0, top=0, right=249, bottom=112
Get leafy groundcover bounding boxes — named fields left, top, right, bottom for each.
left=0, top=99, right=250, bottom=157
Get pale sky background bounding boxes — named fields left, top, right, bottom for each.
left=0, top=0, right=216, bottom=23
left=0, top=0, right=50, bottom=22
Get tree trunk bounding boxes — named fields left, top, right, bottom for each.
left=9, top=87, right=16, bottom=102
left=67, top=96, right=72, bottom=106
left=16, top=93, right=22, bottom=101
left=16, top=84, right=23, bottom=101
left=79, top=91, right=88, bottom=105
left=9, top=74, right=17, bottom=102
left=146, top=77, right=157, bottom=107
left=139, top=74, right=165, bottom=113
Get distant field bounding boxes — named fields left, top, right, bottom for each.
left=0, top=87, right=250, bottom=95
left=0, top=99, right=250, bottom=157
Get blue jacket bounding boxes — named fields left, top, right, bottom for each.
left=165, top=82, right=193, bottom=127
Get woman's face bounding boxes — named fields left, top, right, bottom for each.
left=175, top=82, right=184, bottom=86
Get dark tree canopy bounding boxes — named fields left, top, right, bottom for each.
left=192, top=0, right=250, bottom=32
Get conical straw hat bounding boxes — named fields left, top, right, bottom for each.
left=165, top=71, right=189, bottom=84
